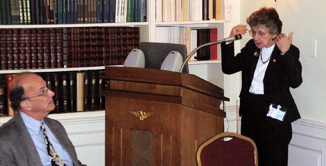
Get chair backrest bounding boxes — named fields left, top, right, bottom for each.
left=197, top=132, right=258, bottom=166
left=140, top=42, right=189, bottom=73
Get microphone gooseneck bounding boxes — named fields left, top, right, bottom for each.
left=179, top=35, right=242, bottom=73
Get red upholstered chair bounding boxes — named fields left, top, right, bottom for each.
left=196, top=132, right=258, bottom=166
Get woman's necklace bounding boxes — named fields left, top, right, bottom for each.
left=260, top=52, right=272, bottom=64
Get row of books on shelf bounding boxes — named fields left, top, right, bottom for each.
left=0, top=70, right=108, bottom=117
left=0, top=0, right=147, bottom=25
left=0, top=26, right=140, bottom=70
left=156, top=27, right=219, bottom=60
left=156, top=0, right=221, bottom=22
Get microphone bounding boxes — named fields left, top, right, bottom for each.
left=179, top=34, right=242, bottom=73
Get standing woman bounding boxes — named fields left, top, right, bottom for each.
left=221, top=7, right=302, bottom=166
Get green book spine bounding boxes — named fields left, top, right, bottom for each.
left=0, top=2, right=3, bottom=24
left=6, top=0, right=13, bottom=24
left=1, top=0, right=8, bottom=24
left=126, top=0, right=132, bottom=22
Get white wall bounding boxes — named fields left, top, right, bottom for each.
left=239, top=0, right=326, bottom=123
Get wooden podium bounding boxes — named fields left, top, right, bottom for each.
left=102, top=67, right=229, bottom=166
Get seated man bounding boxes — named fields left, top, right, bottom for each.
left=0, top=73, right=84, bottom=166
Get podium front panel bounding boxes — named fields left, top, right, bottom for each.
left=104, top=91, right=224, bottom=166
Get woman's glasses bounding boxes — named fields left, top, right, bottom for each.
left=249, top=29, right=268, bottom=38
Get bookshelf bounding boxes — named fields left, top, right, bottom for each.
left=0, top=0, right=238, bottom=114
left=0, top=1, right=240, bottom=165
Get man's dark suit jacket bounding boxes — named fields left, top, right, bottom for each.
left=221, top=39, right=303, bottom=124
left=0, top=112, right=82, bottom=166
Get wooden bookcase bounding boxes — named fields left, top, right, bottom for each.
left=0, top=1, right=242, bottom=165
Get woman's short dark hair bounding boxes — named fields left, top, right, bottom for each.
left=10, top=86, right=25, bottom=111
left=246, top=7, right=282, bottom=35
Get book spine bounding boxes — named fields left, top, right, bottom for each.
left=39, top=0, right=44, bottom=24
left=18, top=29, right=26, bottom=69
left=89, top=71, right=96, bottom=111
left=83, top=71, right=89, bottom=111
left=19, top=0, right=25, bottom=24
left=97, top=71, right=104, bottom=110
left=96, top=0, right=103, bottom=23
left=57, top=28, right=63, bottom=68
left=1, top=0, right=8, bottom=24
left=103, top=0, right=109, bottom=23
left=68, top=72, right=76, bottom=112
left=155, top=0, right=162, bottom=22
left=0, top=29, right=8, bottom=70
left=7, top=29, right=14, bottom=70
left=62, top=0, right=67, bottom=24
left=53, top=72, right=61, bottom=113
left=6, top=0, right=13, bottom=24
left=76, top=72, right=84, bottom=112
left=61, top=72, right=68, bottom=113
left=49, top=28, right=57, bottom=68
left=35, top=0, right=40, bottom=24
left=215, top=0, right=221, bottom=20
left=43, top=29, right=51, bottom=68
left=44, top=0, right=51, bottom=24
left=36, top=28, right=44, bottom=68
left=53, top=0, right=57, bottom=24
left=30, top=0, right=36, bottom=24
left=140, top=0, right=146, bottom=22
left=0, top=1, right=3, bottom=25
left=11, top=0, right=21, bottom=24
left=57, top=0, right=63, bottom=23
left=25, top=29, right=32, bottom=69
left=109, top=0, right=116, bottom=22
left=25, top=0, right=31, bottom=24
left=73, top=0, right=78, bottom=23
left=208, top=0, right=213, bottom=20
left=126, top=0, right=132, bottom=22
left=135, top=0, right=140, bottom=22
left=202, top=0, right=208, bottom=20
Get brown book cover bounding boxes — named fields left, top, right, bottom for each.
left=56, top=28, right=64, bottom=68
left=50, top=28, right=57, bottom=68
left=43, top=28, right=51, bottom=68
left=7, top=45, right=14, bottom=70
left=36, top=29, right=44, bottom=69
left=23, top=28, right=32, bottom=69
left=0, top=29, right=8, bottom=70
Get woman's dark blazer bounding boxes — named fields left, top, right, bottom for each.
left=221, top=39, right=302, bottom=124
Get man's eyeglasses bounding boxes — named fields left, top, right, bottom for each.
left=23, top=87, right=51, bottom=100
left=249, top=29, right=268, bottom=38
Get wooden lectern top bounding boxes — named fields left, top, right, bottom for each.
left=104, top=67, right=229, bottom=101
left=103, top=67, right=228, bottom=117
